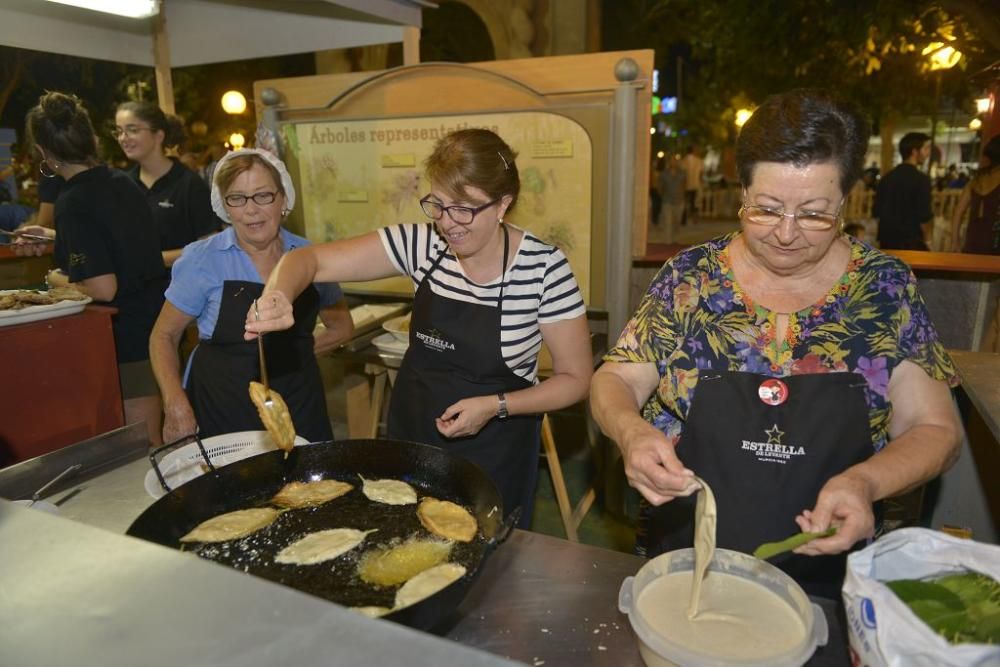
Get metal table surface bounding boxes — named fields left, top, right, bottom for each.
left=0, top=426, right=851, bottom=666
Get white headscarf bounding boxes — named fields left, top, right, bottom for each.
left=210, top=148, right=296, bottom=223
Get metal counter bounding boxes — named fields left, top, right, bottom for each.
left=0, top=426, right=850, bottom=666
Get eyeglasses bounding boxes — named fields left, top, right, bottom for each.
left=224, top=191, right=278, bottom=207
left=420, top=195, right=499, bottom=225
left=739, top=199, right=844, bottom=231
left=111, top=125, right=153, bottom=140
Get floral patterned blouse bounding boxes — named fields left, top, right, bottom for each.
left=606, top=233, right=959, bottom=453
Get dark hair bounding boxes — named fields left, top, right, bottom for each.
left=425, top=129, right=520, bottom=213
left=980, top=135, right=1000, bottom=170
left=116, top=100, right=186, bottom=149
left=736, top=88, right=870, bottom=195
left=25, top=91, right=98, bottom=163
left=213, top=154, right=284, bottom=198
left=898, top=132, right=930, bottom=161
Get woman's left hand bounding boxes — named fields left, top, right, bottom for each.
left=435, top=395, right=498, bottom=439
left=792, top=471, right=876, bottom=556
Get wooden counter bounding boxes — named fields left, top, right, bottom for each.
left=0, top=305, right=123, bottom=465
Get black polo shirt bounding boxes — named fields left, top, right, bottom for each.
left=873, top=163, right=932, bottom=250
left=55, top=166, right=167, bottom=363
left=126, top=158, right=223, bottom=251
left=37, top=174, right=64, bottom=204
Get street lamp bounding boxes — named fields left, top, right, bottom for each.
left=221, top=91, right=247, bottom=115
left=922, top=42, right=962, bottom=175
left=734, top=108, right=753, bottom=128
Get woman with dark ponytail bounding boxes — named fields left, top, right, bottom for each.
left=25, top=91, right=168, bottom=445
left=115, top=101, right=222, bottom=267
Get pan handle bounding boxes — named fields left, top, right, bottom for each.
left=148, top=432, right=217, bottom=494
left=485, top=505, right=520, bottom=553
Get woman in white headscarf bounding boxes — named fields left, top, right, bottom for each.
left=149, top=148, right=354, bottom=444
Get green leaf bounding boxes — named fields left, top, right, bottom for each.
left=752, top=527, right=837, bottom=560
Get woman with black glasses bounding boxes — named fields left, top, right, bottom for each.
left=248, top=129, right=592, bottom=527
left=149, top=149, right=353, bottom=444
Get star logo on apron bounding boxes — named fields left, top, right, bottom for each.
left=765, top=424, right=785, bottom=445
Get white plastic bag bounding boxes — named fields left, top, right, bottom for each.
left=842, top=527, right=1000, bottom=667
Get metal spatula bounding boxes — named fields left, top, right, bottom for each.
left=254, top=299, right=274, bottom=410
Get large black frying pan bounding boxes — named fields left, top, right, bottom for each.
left=126, top=438, right=516, bottom=632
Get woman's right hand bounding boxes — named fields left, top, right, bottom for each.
left=10, top=225, right=54, bottom=257
left=162, top=398, right=198, bottom=444
left=619, top=421, right=700, bottom=506
left=244, top=290, right=295, bottom=340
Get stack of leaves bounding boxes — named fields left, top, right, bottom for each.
left=886, top=572, right=1000, bottom=645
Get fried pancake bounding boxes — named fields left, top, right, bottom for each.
left=248, top=381, right=296, bottom=453
left=275, top=528, right=377, bottom=565
left=271, top=479, right=354, bottom=508
left=394, top=563, right=467, bottom=610
left=16, top=291, right=55, bottom=305
left=0, top=294, right=18, bottom=311
left=357, top=537, right=453, bottom=587
left=179, top=507, right=279, bottom=543
left=360, top=476, right=417, bottom=506
left=46, top=286, right=88, bottom=301
left=416, top=497, right=477, bottom=543
left=351, top=606, right=392, bottom=619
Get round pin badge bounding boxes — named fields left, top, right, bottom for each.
left=758, top=378, right=788, bottom=406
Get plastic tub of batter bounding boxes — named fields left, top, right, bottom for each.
left=618, top=548, right=828, bottom=667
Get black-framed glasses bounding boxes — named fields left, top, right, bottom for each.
left=420, top=195, right=499, bottom=225
left=738, top=198, right=844, bottom=231
left=225, top=191, right=278, bottom=207
left=111, top=125, right=153, bottom=140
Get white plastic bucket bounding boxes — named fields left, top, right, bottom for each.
left=618, top=548, right=828, bottom=667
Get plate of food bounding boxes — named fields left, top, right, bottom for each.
left=0, top=287, right=92, bottom=327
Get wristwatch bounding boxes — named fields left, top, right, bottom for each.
left=496, top=392, right=508, bottom=420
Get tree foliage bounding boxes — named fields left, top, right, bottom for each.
left=603, top=0, right=1000, bottom=147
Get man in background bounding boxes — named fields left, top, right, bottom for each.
left=680, top=144, right=703, bottom=226
left=658, top=155, right=687, bottom=232
left=874, top=132, right=933, bottom=250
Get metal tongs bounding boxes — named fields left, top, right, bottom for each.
left=24, top=463, right=82, bottom=507
left=0, top=229, right=53, bottom=243
left=253, top=299, right=273, bottom=409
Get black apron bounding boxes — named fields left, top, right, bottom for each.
left=185, top=280, right=333, bottom=443
left=637, top=370, right=874, bottom=597
left=388, top=226, right=540, bottom=528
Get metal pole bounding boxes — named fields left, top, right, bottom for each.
left=928, top=72, right=941, bottom=175
left=607, top=58, right=639, bottom=342
left=260, top=88, right=283, bottom=160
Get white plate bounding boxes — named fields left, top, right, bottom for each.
left=372, top=331, right=409, bottom=355
left=0, top=290, right=92, bottom=328
left=144, top=430, right=309, bottom=499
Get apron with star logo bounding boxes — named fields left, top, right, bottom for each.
left=637, top=369, right=874, bottom=596
left=386, top=226, right=540, bottom=527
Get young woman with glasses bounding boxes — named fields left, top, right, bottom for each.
left=149, top=149, right=354, bottom=444
left=114, top=101, right=223, bottom=267
left=248, top=129, right=592, bottom=527
left=24, top=91, right=168, bottom=445
left=590, top=89, right=961, bottom=598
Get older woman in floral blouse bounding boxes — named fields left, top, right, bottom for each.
left=591, top=89, right=961, bottom=597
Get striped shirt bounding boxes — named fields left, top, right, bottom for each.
left=378, top=223, right=586, bottom=383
